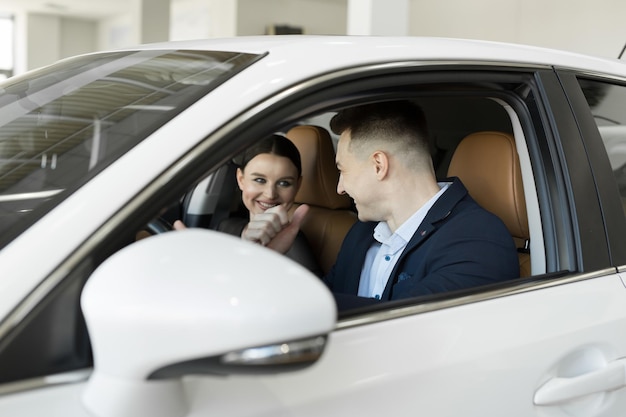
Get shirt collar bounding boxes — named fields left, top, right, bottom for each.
left=374, top=181, right=451, bottom=244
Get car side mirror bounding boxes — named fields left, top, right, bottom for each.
left=81, top=229, right=336, bottom=417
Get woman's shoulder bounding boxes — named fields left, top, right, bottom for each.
left=217, top=217, right=248, bottom=236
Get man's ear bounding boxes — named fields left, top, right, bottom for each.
left=371, top=150, right=389, bottom=180
left=236, top=167, right=244, bottom=190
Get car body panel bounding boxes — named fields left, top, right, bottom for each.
left=1, top=271, right=625, bottom=417
left=138, top=36, right=626, bottom=79
left=0, top=382, right=89, bottom=417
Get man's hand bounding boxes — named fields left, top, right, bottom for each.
left=173, top=220, right=187, bottom=230
left=242, top=204, right=310, bottom=254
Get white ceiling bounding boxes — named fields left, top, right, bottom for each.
left=0, top=0, right=132, bottom=20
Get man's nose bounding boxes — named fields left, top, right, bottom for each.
left=337, top=176, right=346, bottom=195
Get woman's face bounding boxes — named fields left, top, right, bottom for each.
left=236, top=153, right=301, bottom=216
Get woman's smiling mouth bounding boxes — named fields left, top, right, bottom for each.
left=257, top=201, right=280, bottom=210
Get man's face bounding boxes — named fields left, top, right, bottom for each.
left=335, top=130, right=380, bottom=222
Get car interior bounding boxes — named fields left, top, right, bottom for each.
left=165, top=95, right=540, bottom=280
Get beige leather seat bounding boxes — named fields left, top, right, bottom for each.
left=286, top=125, right=357, bottom=275
left=447, top=131, right=531, bottom=277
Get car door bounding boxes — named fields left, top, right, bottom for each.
left=74, top=65, right=626, bottom=417
left=169, top=67, right=626, bottom=417
left=181, top=275, right=626, bottom=417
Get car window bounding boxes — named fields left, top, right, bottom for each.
left=185, top=92, right=547, bottom=281
left=0, top=49, right=261, bottom=249
left=578, top=79, right=626, bottom=214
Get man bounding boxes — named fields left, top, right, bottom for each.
left=324, top=100, right=519, bottom=305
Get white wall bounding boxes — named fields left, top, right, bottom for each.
left=10, top=0, right=626, bottom=74
left=25, top=14, right=97, bottom=71
left=409, top=0, right=626, bottom=59
left=348, top=0, right=408, bottom=36
left=140, top=0, right=170, bottom=43
left=170, top=0, right=237, bottom=41
left=99, top=0, right=235, bottom=49
left=517, top=0, right=626, bottom=58
left=98, top=0, right=170, bottom=51
left=237, top=0, right=347, bottom=36
left=98, top=14, right=134, bottom=51
left=234, top=0, right=626, bottom=58
left=60, top=18, right=97, bottom=58
left=12, top=11, right=27, bottom=75
left=26, top=14, right=60, bottom=71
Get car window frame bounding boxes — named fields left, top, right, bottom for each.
left=555, top=70, right=626, bottom=268
left=184, top=64, right=613, bottom=320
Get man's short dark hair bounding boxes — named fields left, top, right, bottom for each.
left=330, top=100, right=431, bottom=166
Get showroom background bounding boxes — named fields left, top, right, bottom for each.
left=0, top=0, right=625, bottom=76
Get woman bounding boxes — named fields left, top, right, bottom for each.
left=175, top=134, right=321, bottom=276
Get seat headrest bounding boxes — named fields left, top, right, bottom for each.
left=286, top=125, right=353, bottom=210
left=447, top=131, right=529, bottom=240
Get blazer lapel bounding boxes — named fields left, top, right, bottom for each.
left=380, top=178, right=468, bottom=300
left=344, top=222, right=377, bottom=295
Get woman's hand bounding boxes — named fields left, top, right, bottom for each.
left=242, top=204, right=310, bottom=254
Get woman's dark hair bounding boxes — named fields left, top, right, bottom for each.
left=240, top=134, right=302, bottom=176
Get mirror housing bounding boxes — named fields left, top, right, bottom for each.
left=81, top=229, right=336, bottom=417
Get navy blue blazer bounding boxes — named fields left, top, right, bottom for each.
left=324, top=178, right=519, bottom=305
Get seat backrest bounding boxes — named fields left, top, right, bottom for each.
left=286, top=125, right=357, bottom=275
left=447, top=131, right=531, bottom=276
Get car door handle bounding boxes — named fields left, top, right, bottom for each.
left=534, top=358, right=626, bottom=405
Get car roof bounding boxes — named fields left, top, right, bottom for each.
left=129, top=35, right=626, bottom=79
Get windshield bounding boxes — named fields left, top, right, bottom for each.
left=0, top=49, right=260, bottom=248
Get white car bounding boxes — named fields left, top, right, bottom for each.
left=1, top=36, right=626, bottom=417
